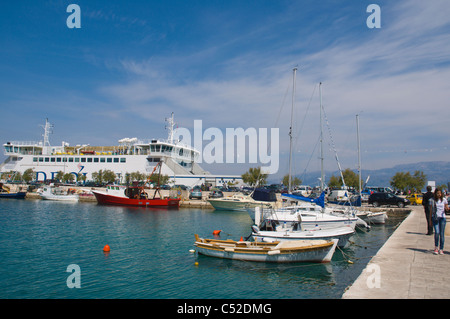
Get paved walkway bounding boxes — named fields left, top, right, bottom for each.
left=343, top=206, right=450, bottom=299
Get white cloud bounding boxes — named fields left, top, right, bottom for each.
left=96, top=1, right=450, bottom=176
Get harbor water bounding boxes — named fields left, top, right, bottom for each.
left=0, top=199, right=408, bottom=299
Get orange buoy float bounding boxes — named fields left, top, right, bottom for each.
left=103, top=245, right=110, bottom=252
left=239, top=236, right=243, bottom=241
left=212, top=230, right=222, bottom=235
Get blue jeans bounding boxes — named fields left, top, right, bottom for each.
left=433, top=217, right=446, bottom=250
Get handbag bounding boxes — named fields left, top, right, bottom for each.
left=430, top=198, right=438, bottom=223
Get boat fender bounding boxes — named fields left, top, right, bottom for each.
left=251, top=225, right=260, bottom=233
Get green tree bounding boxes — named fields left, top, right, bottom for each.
left=148, top=173, right=170, bottom=186
left=241, top=167, right=267, bottom=187
left=55, top=171, right=64, bottom=182
left=63, top=173, right=75, bottom=183
left=92, top=169, right=117, bottom=184
left=390, top=170, right=427, bottom=192
left=103, top=170, right=117, bottom=184
left=328, top=175, right=341, bottom=188
left=327, top=169, right=361, bottom=189
left=23, top=168, right=35, bottom=183
left=282, top=174, right=302, bottom=188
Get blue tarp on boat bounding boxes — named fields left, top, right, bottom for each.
left=281, top=191, right=325, bottom=208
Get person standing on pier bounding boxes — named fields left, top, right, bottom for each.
left=429, top=188, right=449, bottom=255
left=423, top=186, right=434, bottom=235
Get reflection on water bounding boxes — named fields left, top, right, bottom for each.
left=0, top=199, right=409, bottom=299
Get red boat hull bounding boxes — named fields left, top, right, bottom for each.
left=92, top=191, right=180, bottom=208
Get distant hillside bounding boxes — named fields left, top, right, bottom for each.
left=282, top=161, right=450, bottom=189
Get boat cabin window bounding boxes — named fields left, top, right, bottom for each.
left=114, top=158, right=119, bottom=163
left=94, top=158, right=99, bottom=163
left=107, top=158, right=112, bottom=163
left=100, top=158, right=105, bottom=163
left=120, top=158, right=126, bottom=163
left=68, top=158, right=74, bottom=162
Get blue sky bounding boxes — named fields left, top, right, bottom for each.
left=1, top=0, right=449, bottom=182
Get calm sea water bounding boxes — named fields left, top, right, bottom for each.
left=0, top=199, right=408, bottom=299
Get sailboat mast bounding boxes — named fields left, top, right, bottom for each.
left=288, top=67, right=297, bottom=193
left=356, top=114, right=362, bottom=195
left=319, top=83, right=324, bottom=192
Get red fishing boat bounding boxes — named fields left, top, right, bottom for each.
left=91, top=184, right=180, bottom=208
left=91, top=161, right=180, bottom=208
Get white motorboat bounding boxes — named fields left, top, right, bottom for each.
left=356, top=210, right=388, bottom=224
left=207, top=193, right=277, bottom=211
left=251, top=224, right=354, bottom=248
left=249, top=204, right=358, bottom=231
left=38, top=185, right=79, bottom=202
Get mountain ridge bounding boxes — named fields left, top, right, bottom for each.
left=282, top=161, right=450, bottom=189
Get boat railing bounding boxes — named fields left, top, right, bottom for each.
left=5, top=141, right=42, bottom=146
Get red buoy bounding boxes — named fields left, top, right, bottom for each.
left=212, top=230, right=221, bottom=235
left=103, top=245, right=110, bottom=252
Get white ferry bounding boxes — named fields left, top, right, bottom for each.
left=0, top=114, right=242, bottom=188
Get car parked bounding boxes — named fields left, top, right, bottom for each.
left=368, top=192, right=410, bottom=208
left=208, top=190, right=224, bottom=198
left=189, top=186, right=203, bottom=200
left=406, top=193, right=423, bottom=206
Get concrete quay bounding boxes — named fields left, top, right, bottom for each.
left=343, top=205, right=450, bottom=299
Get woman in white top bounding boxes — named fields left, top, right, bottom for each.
left=429, top=188, right=449, bottom=255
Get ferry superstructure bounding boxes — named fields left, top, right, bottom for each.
left=0, top=114, right=242, bottom=188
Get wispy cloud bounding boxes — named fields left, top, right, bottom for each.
left=96, top=0, right=450, bottom=175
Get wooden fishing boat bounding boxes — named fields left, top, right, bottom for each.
left=194, top=234, right=338, bottom=263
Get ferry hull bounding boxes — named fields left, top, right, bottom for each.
left=92, top=190, right=180, bottom=208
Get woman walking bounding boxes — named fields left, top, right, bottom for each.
left=429, top=188, right=449, bottom=255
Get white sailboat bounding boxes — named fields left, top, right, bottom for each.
left=252, top=75, right=358, bottom=231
